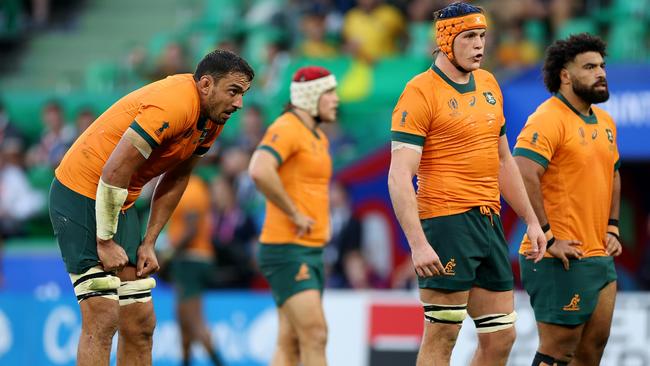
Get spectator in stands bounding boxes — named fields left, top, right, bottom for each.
left=0, top=138, right=46, bottom=238
left=122, top=42, right=149, bottom=86
left=342, top=0, right=406, bottom=63
left=220, top=146, right=265, bottom=226
left=74, top=107, right=95, bottom=136
left=325, top=181, right=372, bottom=288
left=26, top=100, right=75, bottom=168
left=404, top=0, right=435, bottom=57
left=258, top=36, right=292, bottom=96
left=150, top=41, right=191, bottom=81
left=210, top=175, right=257, bottom=288
left=234, top=104, right=266, bottom=154
left=320, top=122, right=357, bottom=166
left=0, top=102, right=24, bottom=147
left=298, top=6, right=340, bottom=59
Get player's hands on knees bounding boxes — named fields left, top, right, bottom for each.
left=606, top=233, right=622, bottom=257
left=547, top=239, right=583, bottom=271
left=136, top=244, right=160, bottom=278
left=411, top=244, right=446, bottom=277
left=524, top=223, right=547, bottom=263
left=96, top=237, right=129, bottom=272
left=291, top=211, right=315, bottom=238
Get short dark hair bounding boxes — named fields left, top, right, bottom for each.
left=434, top=1, right=483, bottom=21
left=543, top=33, right=607, bottom=93
left=194, top=49, right=255, bottom=83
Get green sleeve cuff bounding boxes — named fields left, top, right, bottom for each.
left=391, top=131, right=425, bottom=146
left=130, top=121, right=160, bottom=149
left=499, top=124, right=506, bottom=136
left=614, top=159, right=621, bottom=171
left=512, top=147, right=549, bottom=169
left=257, top=145, right=283, bottom=165
left=194, top=146, right=210, bottom=156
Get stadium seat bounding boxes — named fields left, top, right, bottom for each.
left=608, top=20, right=648, bottom=61
left=85, top=62, right=120, bottom=93
left=555, top=18, right=598, bottom=40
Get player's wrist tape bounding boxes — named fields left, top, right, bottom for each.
left=607, top=219, right=620, bottom=240
left=541, top=223, right=551, bottom=233
left=96, top=178, right=128, bottom=240
left=547, top=236, right=556, bottom=249
left=541, top=224, right=555, bottom=248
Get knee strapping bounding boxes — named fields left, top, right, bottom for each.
left=70, top=266, right=121, bottom=303
left=118, top=278, right=156, bottom=306
left=532, top=351, right=567, bottom=366
left=422, top=303, right=467, bottom=324
left=473, top=311, right=517, bottom=333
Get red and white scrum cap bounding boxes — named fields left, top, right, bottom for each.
left=290, top=66, right=337, bottom=117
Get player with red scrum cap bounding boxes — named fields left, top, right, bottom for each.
left=249, top=66, right=339, bottom=366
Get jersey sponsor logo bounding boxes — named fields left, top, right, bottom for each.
left=295, top=263, right=311, bottom=281
left=592, top=129, right=598, bottom=140
left=562, top=294, right=581, bottom=311
left=483, top=92, right=496, bottom=105
left=531, top=132, right=539, bottom=145
left=400, top=110, right=408, bottom=127
left=443, top=258, right=456, bottom=276
left=469, top=96, right=476, bottom=107
left=155, top=121, right=170, bottom=136
left=606, top=128, right=614, bottom=143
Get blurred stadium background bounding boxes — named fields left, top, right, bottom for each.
left=0, top=0, right=649, bottom=365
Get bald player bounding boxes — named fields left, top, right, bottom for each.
left=514, top=34, right=622, bottom=366
left=48, top=49, right=253, bottom=366
left=249, top=66, right=338, bottom=366
left=387, top=2, right=546, bottom=365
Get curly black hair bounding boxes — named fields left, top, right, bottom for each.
left=542, top=33, right=607, bottom=93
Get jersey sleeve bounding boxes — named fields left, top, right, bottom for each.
left=513, top=111, right=563, bottom=169
left=256, top=122, right=299, bottom=165
left=130, top=93, right=190, bottom=151
left=390, top=83, right=432, bottom=146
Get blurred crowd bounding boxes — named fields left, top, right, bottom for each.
left=2, top=0, right=650, bottom=290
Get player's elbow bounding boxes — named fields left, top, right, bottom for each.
left=248, top=163, right=265, bottom=187
left=387, top=166, right=408, bottom=192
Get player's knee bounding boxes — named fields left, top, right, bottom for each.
left=120, top=309, right=156, bottom=341
left=585, top=328, right=611, bottom=353
left=298, top=321, right=328, bottom=350
left=81, top=298, right=119, bottom=338
left=477, top=327, right=515, bottom=355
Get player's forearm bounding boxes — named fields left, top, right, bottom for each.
left=388, top=169, right=428, bottom=250
left=143, top=173, right=191, bottom=247
left=609, top=170, right=621, bottom=220
left=499, top=155, right=539, bottom=225
left=101, top=138, right=147, bottom=188
left=250, top=165, right=298, bottom=218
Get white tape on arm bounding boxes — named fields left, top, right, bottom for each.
left=95, top=178, right=129, bottom=240
left=391, top=141, right=423, bottom=153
